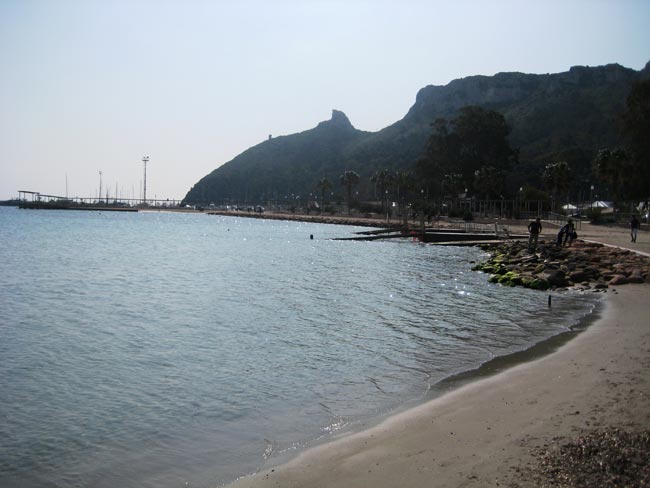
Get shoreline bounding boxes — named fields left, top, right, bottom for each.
left=229, top=284, right=649, bottom=488
left=220, top=217, right=650, bottom=487
left=231, top=295, right=603, bottom=484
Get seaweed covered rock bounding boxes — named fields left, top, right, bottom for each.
left=474, top=239, right=650, bottom=291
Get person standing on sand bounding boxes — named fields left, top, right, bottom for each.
left=631, top=214, right=640, bottom=242
left=527, top=218, right=542, bottom=251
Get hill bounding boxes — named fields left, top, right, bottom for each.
left=182, top=62, right=650, bottom=206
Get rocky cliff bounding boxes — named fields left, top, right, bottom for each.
left=183, top=62, right=649, bottom=206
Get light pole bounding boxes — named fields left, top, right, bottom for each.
left=385, top=189, right=389, bottom=222
left=98, top=171, right=103, bottom=204
left=142, top=156, right=149, bottom=205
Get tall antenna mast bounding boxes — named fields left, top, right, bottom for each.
left=142, top=155, right=149, bottom=205
left=99, top=171, right=103, bottom=202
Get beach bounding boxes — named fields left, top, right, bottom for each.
left=229, top=221, right=650, bottom=488
left=230, top=285, right=649, bottom=488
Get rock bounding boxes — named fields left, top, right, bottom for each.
left=627, top=272, right=644, bottom=284
left=543, top=269, right=567, bottom=287
left=609, top=274, right=628, bottom=286
left=533, top=264, right=546, bottom=274
left=473, top=240, right=650, bottom=291
left=582, top=266, right=600, bottom=279
left=569, top=270, right=588, bottom=282
left=529, top=278, right=550, bottom=290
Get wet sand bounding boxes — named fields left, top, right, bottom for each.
left=227, top=221, right=650, bottom=488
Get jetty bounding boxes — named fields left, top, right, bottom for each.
left=16, top=190, right=182, bottom=212
left=336, top=222, right=527, bottom=245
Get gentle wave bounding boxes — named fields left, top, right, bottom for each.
left=0, top=208, right=598, bottom=487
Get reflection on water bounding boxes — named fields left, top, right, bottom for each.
left=0, top=208, right=598, bottom=487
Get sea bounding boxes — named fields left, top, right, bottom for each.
left=0, top=207, right=600, bottom=487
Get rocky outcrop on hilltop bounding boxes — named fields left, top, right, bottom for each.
left=183, top=62, right=649, bottom=206
left=473, top=240, right=650, bottom=290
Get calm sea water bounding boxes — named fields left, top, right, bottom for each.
left=0, top=207, right=598, bottom=487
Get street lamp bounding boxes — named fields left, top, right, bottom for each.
left=142, top=155, right=149, bottom=205
left=385, top=189, right=389, bottom=222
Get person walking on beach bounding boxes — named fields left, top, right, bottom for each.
left=631, top=214, right=640, bottom=242
left=527, top=218, right=542, bottom=251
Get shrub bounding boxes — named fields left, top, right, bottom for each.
left=586, top=207, right=603, bottom=224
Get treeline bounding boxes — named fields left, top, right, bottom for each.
left=324, top=79, right=650, bottom=216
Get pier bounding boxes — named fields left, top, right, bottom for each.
left=16, top=190, right=183, bottom=212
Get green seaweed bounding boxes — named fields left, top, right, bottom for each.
left=528, top=278, right=550, bottom=291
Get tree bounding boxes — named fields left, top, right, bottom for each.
left=370, top=169, right=394, bottom=212
left=340, top=170, right=360, bottom=215
left=394, top=170, right=415, bottom=220
left=592, top=148, right=633, bottom=202
left=416, top=118, right=458, bottom=198
left=620, top=79, right=650, bottom=200
left=474, top=166, right=504, bottom=200
left=417, top=106, right=517, bottom=198
left=316, top=177, right=332, bottom=208
left=543, top=161, right=572, bottom=212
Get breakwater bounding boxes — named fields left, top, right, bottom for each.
left=473, top=239, right=650, bottom=290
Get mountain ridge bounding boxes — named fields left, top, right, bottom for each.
left=183, top=62, right=649, bottom=205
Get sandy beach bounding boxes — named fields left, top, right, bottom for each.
left=228, top=222, right=650, bottom=488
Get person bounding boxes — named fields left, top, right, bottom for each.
left=563, top=220, right=576, bottom=246
left=555, top=226, right=565, bottom=246
left=631, top=214, right=640, bottom=242
left=556, top=220, right=575, bottom=247
left=527, top=218, right=542, bottom=250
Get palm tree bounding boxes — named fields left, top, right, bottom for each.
left=543, top=161, right=571, bottom=212
left=370, top=169, right=394, bottom=213
left=340, top=170, right=360, bottom=215
left=593, top=148, right=632, bottom=203
left=316, top=177, right=332, bottom=210
left=394, top=170, right=414, bottom=221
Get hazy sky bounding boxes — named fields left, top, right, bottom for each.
left=1, top=0, right=648, bottom=201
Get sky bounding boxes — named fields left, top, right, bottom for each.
left=1, top=0, right=649, bottom=201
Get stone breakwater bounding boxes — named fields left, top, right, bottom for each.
left=472, top=240, right=650, bottom=290
left=206, top=210, right=403, bottom=229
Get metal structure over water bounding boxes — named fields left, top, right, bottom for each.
left=17, top=190, right=182, bottom=211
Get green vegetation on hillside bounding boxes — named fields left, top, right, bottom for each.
left=182, top=62, right=650, bottom=209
